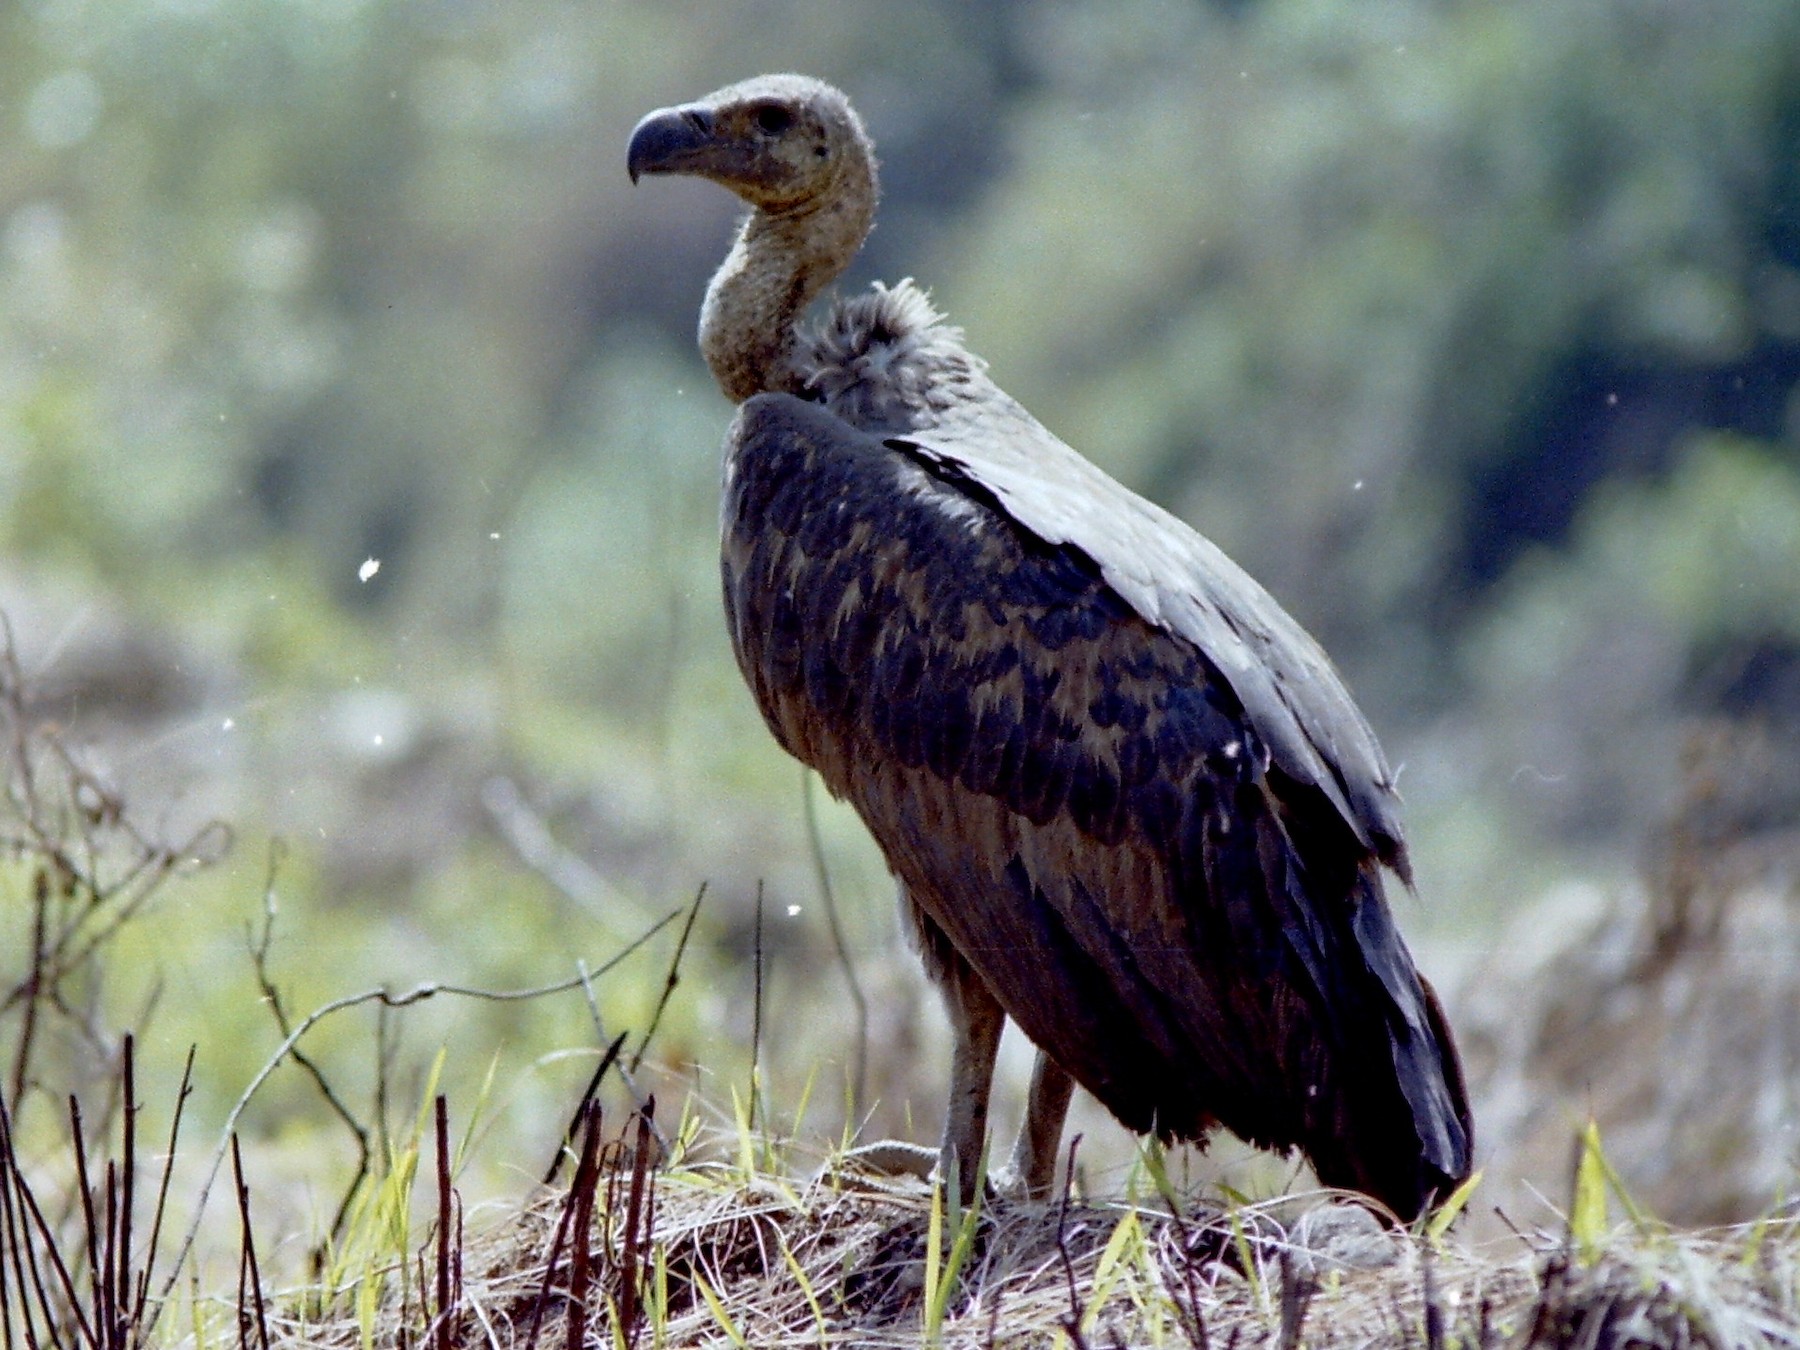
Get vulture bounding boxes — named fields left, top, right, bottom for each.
left=627, top=74, right=1473, bottom=1221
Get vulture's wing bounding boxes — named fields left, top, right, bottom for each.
left=722, top=391, right=1470, bottom=1213
left=902, top=384, right=1411, bottom=877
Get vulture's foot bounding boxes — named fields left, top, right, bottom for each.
left=986, top=1163, right=1064, bottom=1203
left=823, top=1139, right=937, bottom=1194
left=825, top=1139, right=1058, bottom=1206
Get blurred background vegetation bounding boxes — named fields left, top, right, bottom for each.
left=4, top=0, right=1800, bottom=1248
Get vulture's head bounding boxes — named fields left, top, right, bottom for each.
left=627, top=74, right=874, bottom=213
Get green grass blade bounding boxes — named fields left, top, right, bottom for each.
left=1572, top=1118, right=1610, bottom=1263
left=777, top=1233, right=829, bottom=1347
left=923, top=1181, right=946, bottom=1341
left=692, top=1269, right=749, bottom=1348
left=1082, top=1209, right=1142, bottom=1336
left=1425, top=1168, right=1483, bottom=1243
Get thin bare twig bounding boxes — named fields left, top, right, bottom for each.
left=1422, top=1233, right=1444, bottom=1350
left=433, top=1096, right=453, bottom=1350
left=618, top=1099, right=656, bottom=1347
left=230, top=1136, right=269, bottom=1350
left=152, top=905, right=682, bottom=1328
left=0, top=1089, right=98, bottom=1350
left=563, top=1105, right=604, bottom=1350
left=573, top=965, right=657, bottom=1135
left=244, top=842, right=371, bottom=1249
left=1157, top=1165, right=1212, bottom=1350
left=115, top=1039, right=136, bottom=1350
left=628, top=884, right=706, bottom=1075
left=1275, top=1251, right=1314, bottom=1350
left=0, top=622, right=229, bottom=1150
left=542, top=1031, right=628, bottom=1189
left=68, top=1096, right=104, bottom=1345
left=523, top=1102, right=599, bottom=1350
left=128, top=1047, right=192, bottom=1350
left=1056, top=1133, right=1086, bottom=1332
left=7, top=871, right=50, bottom=1113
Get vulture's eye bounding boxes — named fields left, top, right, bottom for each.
left=753, top=104, right=793, bottom=135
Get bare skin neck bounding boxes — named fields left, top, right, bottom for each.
left=699, top=163, right=876, bottom=404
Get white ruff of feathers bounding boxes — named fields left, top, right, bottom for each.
left=798, top=280, right=990, bottom=434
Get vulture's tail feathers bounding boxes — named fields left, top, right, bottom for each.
left=1313, top=866, right=1473, bottom=1221
left=1351, top=881, right=1473, bottom=1180
left=1181, top=786, right=1466, bottom=1222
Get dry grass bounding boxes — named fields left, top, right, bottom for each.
left=256, top=1105, right=1800, bottom=1350
left=10, top=1061, right=1800, bottom=1350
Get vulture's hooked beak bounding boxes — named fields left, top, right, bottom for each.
left=627, top=104, right=718, bottom=184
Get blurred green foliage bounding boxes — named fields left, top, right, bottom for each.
left=2, top=0, right=1799, bottom=1221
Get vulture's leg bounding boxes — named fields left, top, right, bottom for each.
left=933, top=935, right=1005, bottom=1205
left=1004, top=1050, right=1075, bottom=1198
left=902, top=887, right=1004, bottom=1205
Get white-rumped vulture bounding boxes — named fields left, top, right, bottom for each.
left=628, top=74, right=1472, bottom=1221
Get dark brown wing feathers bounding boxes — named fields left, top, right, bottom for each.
left=724, top=393, right=1472, bottom=1218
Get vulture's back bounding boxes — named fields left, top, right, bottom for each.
left=720, top=297, right=1471, bottom=1218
